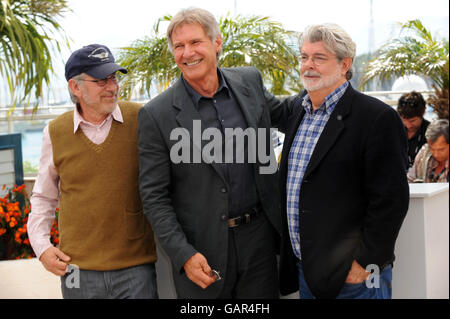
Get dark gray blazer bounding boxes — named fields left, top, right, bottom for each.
left=138, top=67, right=288, bottom=298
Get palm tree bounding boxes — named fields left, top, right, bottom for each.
left=116, top=15, right=177, bottom=101
left=0, top=0, right=70, bottom=110
left=116, top=14, right=300, bottom=100
left=219, top=14, right=300, bottom=95
left=361, top=19, right=449, bottom=119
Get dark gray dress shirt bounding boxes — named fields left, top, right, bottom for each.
left=182, top=69, right=259, bottom=217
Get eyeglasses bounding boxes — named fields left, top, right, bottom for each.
left=398, top=99, right=425, bottom=109
left=79, top=74, right=118, bottom=87
left=299, top=54, right=336, bottom=66
left=399, top=92, right=425, bottom=108
left=399, top=99, right=419, bottom=108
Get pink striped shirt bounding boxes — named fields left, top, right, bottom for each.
left=28, top=106, right=123, bottom=259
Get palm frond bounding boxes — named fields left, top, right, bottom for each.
left=116, top=14, right=300, bottom=99
left=0, top=0, right=70, bottom=109
left=361, top=19, right=449, bottom=92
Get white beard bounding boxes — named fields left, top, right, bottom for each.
left=301, top=67, right=343, bottom=92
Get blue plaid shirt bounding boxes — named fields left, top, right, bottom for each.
left=286, top=81, right=349, bottom=260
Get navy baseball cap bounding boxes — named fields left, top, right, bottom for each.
left=65, top=44, right=127, bottom=81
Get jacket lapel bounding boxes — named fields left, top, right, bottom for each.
left=280, top=92, right=307, bottom=178
left=221, top=69, right=262, bottom=131
left=303, top=85, right=354, bottom=178
left=172, top=78, right=227, bottom=182
left=284, top=93, right=307, bottom=156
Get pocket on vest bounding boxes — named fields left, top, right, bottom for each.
left=125, top=209, right=146, bottom=240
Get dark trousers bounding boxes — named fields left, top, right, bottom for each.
left=217, top=213, right=279, bottom=299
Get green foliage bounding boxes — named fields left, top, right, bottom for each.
left=22, top=160, right=38, bottom=174
left=117, top=34, right=179, bottom=99
left=117, top=14, right=300, bottom=99
left=361, top=20, right=449, bottom=90
left=0, top=0, right=70, bottom=111
left=218, top=14, right=300, bottom=95
left=360, top=19, right=449, bottom=119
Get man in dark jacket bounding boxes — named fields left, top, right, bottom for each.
left=397, top=91, right=430, bottom=169
left=279, top=23, right=409, bottom=299
left=138, top=8, right=288, bottom=299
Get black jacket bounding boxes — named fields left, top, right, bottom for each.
left=279, top=84, right=410, bottom=298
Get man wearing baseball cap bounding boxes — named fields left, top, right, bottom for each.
left=28, top=44, right=158, bottom=299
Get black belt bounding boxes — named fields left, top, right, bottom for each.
left=228, top=205, right=261, bottom=228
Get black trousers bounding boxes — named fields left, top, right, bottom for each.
left=217, top=212, right=279, bottom=299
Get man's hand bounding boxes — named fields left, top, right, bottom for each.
left=183, top=253, right=216, bottom=289
left=39, top=246, right=71, bottom=276
left=345, top=260, right=370, bottom=284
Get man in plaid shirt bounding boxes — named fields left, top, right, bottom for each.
left=278, top=24, right=409, bottom=299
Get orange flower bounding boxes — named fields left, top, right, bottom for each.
left=0, top=184, right=41, bottom=259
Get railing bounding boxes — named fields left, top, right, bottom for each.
left=0, top=101, right=147, bottom=133
left=0, top=90, right=436, bottom=134
left=365, top=89, right=435, bottom=106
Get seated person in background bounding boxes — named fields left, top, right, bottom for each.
left=408, top=119, right=449, bottom=183
left=397, top=91, right=430, bottom=169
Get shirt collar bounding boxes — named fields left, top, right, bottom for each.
left=302, top=81, right=349, bottom=115
left=73, top=103, right=123, bottom=133
left=182, top=68, right=230, bottom=109
left=429, top=154, right=449, bottom=170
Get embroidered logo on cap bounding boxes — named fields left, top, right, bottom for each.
left=88, top=47, right=110, bottom=61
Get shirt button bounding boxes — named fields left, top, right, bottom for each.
left=221, top=187, right=227, bottom=193
left=221, top=214, right=228, bottom=221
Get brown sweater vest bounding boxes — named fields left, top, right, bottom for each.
left=49, top=101, right=157, bottom=270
